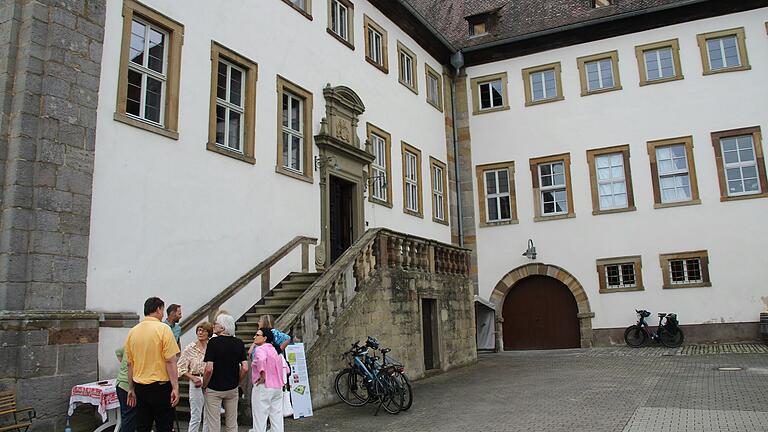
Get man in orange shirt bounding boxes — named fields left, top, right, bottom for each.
left=124, top=297, right=181, bottom=432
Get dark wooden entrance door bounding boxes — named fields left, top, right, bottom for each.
left=421, top=299, right=439, bottom=370
left=502, top=275, right=580, bottom=350
left=329, top=176, right=354, bottom=263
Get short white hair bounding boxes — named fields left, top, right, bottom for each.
left=216, top=314, right=236, bottom=336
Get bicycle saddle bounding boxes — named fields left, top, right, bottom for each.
left=658, top=313, right=667, bottom=317
left=381, top=348, right=391, bottom=354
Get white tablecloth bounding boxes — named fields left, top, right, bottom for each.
left=68, top=379, right=120, bottom=422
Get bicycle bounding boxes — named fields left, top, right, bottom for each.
left=365, top=341, right=412, bottom=411
left=334, top=337, right=404, bottom=415
left=624, top=309, right=685, bottom=348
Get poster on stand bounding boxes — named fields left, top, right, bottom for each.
left=285, top=343, right=313, bottom=419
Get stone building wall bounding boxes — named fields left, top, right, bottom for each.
left=0, top=0, right=105, bottom=430
left=306, top=267, right=477, bottom=409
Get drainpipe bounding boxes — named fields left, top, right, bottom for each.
left=449, top=51, right=465, bottom=248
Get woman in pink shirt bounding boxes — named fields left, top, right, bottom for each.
left=251, top=328, right=288, bottom=432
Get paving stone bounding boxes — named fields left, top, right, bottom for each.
left=253, top=346, right=768, bottom=432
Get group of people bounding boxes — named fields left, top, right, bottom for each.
left=116, top=297, right=292, bottom=432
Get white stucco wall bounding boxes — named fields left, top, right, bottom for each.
left=466, top=9, right=768, bottom=329
left=88, top=0, right=451, bottom=374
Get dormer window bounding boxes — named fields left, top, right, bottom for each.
left=592, top=0, right=616, bottom=7
left=470, top=21, right=487, bottom=37
left=466, top=11, right=497, bottom=37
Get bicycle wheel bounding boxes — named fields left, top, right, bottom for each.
left=377, top=374, right=403, bottom=414
left=334, top=368, right=370, bottom=407
left=624, top=325, right=647, bottom=347
left=391, top=371, right=412, bottom=411
left=659, top=326, right=684, bottom=348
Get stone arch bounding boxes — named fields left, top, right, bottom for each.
left=490, top=263, right=595, bottom=348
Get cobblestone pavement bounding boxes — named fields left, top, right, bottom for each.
left=275, top=345, right=768, bottom=432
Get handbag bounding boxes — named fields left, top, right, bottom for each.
left=282, top=387, right=294, bottom=417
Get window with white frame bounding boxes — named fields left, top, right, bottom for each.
left=484, top=169, right=512, bottom=222
left=282, top=91, right=304, bottom=172
left=655, top=144, right=691, bottom=203
left=370, top=132, right=388, bottom=202
left=605, top=263, right=637, bottom=289
left=644, top=47, right=676, bottom=81
left=720, top=135, right=760, bottom=196
left=595, top=153, right=628, bottom=210
left=214, top=59, right=245, bottom=152
left=400, top=51, right=414, bottom=87
left=705, top=35, right=741, bottom=71
left=585, top=58, right=614, bottom=92
left=432, top=164, right=445, bottom=221
left=404, top=150, right=420, bottom=213
left=367, top=26, right=383, bottom=65
left=330, top=0, right=348, bottom=41
left=530, top=69, right=557, bottom=102
left=669, top=258, right=702, bottom=285
left=539, top=162, right=568, bottom=215
left=660, top=250, right=710, bottom=289
left=596, top=256, right=643, bottom=293
left=479, top=79, right=503, bottom=110
left=427, top=72, right=440, bottom=106
left=126, top=17, right=168, bottom=125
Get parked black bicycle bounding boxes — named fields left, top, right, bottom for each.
left=624, top=309, right=684, bottom=348
left=334, top=337, right=410, bottom=415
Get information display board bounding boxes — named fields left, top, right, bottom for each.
left=285, top=343, right=313, bottom=419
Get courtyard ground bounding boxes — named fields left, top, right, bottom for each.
left=277, top=344, right=768, bottom=432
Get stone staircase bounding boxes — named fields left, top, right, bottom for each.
left=234, top=272, right=321, bottom=342
left=176, top=270, right=321, bottom=422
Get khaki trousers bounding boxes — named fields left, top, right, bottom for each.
left=203, top=388, right=238, bottom=432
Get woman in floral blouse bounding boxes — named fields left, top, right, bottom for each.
left=177, top=322, right=213, bottom=432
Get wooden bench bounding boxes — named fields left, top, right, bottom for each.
left=0, top=391, right=35, bottom=432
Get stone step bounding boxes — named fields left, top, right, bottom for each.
left=286, top=271, right=322, bottom=282
left=265, top=289, right=304, bottom=300
left=244, top=307, right=287, bottom=318
left=262, top=298, right=295, bottom=307
left=277, top=280, right=314, bottom=291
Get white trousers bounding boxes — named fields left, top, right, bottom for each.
left=251, top=385, right=283, bottom=432
left=188, top=384, right=209, bottom=432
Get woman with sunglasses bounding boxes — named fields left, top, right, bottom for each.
left=251, top=328, right=289, bottom=432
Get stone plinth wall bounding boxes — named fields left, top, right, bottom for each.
left=593, top=322, right=761, bottom=346
left=305, top=267, right=477, bottom=409
left=0, top=312, right=100, bottom=431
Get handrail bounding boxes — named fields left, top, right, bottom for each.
left=181, top=235, right=317, bottom=334
left=274, top=228, right=382, bottom=336
left=275, top=228, right=471, bottom=349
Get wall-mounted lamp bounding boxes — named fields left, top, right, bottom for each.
left=314, top=155, right=339, bottom=171
left=522, top=239, right=537, bottom=260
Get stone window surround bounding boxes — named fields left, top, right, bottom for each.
left=366, top=123, right=393, bottom=207
left=115, top=0, right=184, bottom=140
left=475, top=161, right=518, bottom=227
left=521, top=62, right=564, bottom=107
left=429, top=157, right=449, bottom=225
left=425, top=64, right=443, bottom=112
left=363, top=14, right=388, bottom=74
left=275, top=75, right=314, bottom=183
left=696, top=27, right=751, bottom=75
left=401, top=141, right=423, bottom=218
left=710, top=126, right=768, bottom=202
left=576, top=50, right=622, bottom=96
left=634, top=39, right=684, bottom=86
left=529, top=153, right=575, bottom=222
left=469, top=72, right=509, bottom=115
left=585, top=144, right=636, bottom=215
left=327, top=0, right=355, bottom=50
left=646, top=136, right=701, bottom=209
left=659, top=250, right=712, bottom=289
left=281, top=0, right=313, bottom=20
left=397, top=41, right=419, bottom=95
left=596, top=255, right=644, bottom=294
left=207, top=42, right=258, bottom=165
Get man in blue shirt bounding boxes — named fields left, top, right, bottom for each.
left=163, top=303, right=182, bottom=349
